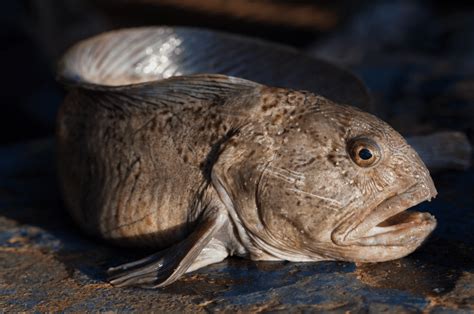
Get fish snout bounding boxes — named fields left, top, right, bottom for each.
left=329, top=179, right=437, bottom=261
left=422, top=171, right=438, bottom=201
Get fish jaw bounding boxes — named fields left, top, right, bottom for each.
left=330, top=179, right=437, bottom=262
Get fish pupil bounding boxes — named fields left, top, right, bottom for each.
left=359, top=148, right=373, bottom=160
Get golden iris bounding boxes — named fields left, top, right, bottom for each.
left=347, top=137, right=381, bottom=167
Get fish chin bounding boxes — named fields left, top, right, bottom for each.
left=330, top=183, right=437, bottom=262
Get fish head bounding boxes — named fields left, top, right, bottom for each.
left=214, top=91, right=437, bottom=263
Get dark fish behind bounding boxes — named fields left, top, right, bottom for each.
left=59, top=27, right=371, bottom=109
left=57, top=27, right=437, bottom=288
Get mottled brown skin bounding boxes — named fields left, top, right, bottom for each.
left=57, top=28, right=438, bottom=288
left=57, top=76, right=256, bottom=248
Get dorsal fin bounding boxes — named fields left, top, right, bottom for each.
left=75, top=74, right=260, bottom=111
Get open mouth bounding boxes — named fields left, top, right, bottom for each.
left=332, top=183, right=437, bottom=247
left=354, top=209, right=436, bottom=246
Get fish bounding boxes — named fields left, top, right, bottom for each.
left=57, top=27, right=437, bottom=288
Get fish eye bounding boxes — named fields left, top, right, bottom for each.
left=347, top=137, right=381, bottom=167
left=358, top=148, right=372, bottom=160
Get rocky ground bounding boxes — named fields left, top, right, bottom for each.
left=1, top=0, right=473, bottom=312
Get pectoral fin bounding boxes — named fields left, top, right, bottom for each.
left=107, top=209, right=227, bottom=288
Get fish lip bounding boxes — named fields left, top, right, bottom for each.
left=331, top=182, right=437, bottom=247
left=350, top=210, right=437, bottom=247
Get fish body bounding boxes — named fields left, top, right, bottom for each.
left=57, top=27, right=437, bottom=288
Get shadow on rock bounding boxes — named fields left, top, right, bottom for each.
left=356, top=235, right=474, bottom=297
